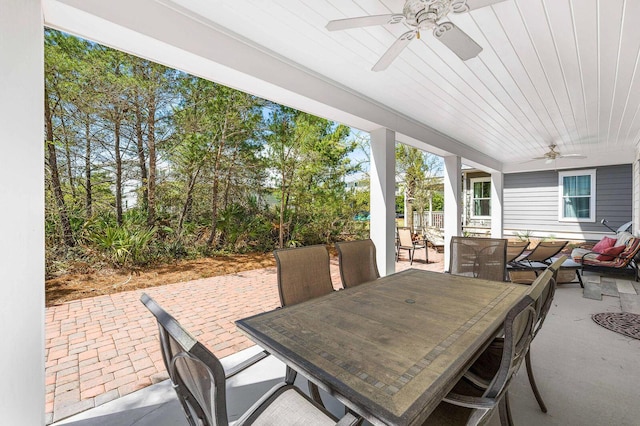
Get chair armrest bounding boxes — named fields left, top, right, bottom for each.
left=462, top=370, right=491, bottom=390
left=581, top=251, right=634, bottom=264
left=443, top=392, right=496, bottom=410
left=336, top=412, right=362, bottom=426
left=225, top=350, right=270, bottom=379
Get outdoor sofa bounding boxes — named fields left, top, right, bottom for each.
left=571, top=232, right=640, bottom=281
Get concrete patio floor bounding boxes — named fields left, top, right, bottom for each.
left=45, top=248, right=442, bottom=424
left=52, top=281, right=640, bottom=426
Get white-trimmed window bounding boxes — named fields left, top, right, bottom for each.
left=470, top=177, right=491, bottom=218
left=558, top=169, right=596, bottom=222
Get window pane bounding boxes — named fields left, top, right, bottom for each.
left=473, top=182, right=482, bottom=198
left=575, top=175, right=591, bottom=196
left=482, top=182, right=491, bottom=197
left=474, top=199, right=490, bottom=216
left=563, top=175, right=591, bottom=196
left=563, top=197, right=590, bottom=218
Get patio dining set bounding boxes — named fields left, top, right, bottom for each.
left=138, top=237, right=579, bottom=426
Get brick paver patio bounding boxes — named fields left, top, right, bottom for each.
left=45, top=249, right=443, bottom=424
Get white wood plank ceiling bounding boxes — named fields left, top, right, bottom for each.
left=159, top=0, right=640, bottom=169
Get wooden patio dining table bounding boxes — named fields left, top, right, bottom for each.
left=236, top=269, right=529, bottom=426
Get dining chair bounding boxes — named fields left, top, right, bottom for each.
left=273, top=244, right=335, bottom=306
left=523, top=260, right=563, bottom=413
left=396, top=227, right=427, bottom=265
left=450, top=236, right=508, bottom=281
left=465, top=269, right=555, bottom=418
left=423, top=295, right=537, bottom=426
left=273, top=244, right=335, bottom=406
left=335, top=239, right=380, bottom=288
left=546, top=255, right=567, bottom=284
left=140, top=293, right=360, bottom=426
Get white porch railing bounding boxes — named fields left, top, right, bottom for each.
left=414, top=211, right=444, bottom=229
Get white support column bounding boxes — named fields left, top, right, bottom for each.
left=0, top=1, right=45, bottom=424
left=490, top=172, right=504, bottom=238
left=370, top=128, right=396, bottom=276
left=443, top=156, right=462, bottom=272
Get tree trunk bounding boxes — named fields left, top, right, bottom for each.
left=178, top=168, right=200, bottom=235
left=84, top=115, right=92, bottom=218
left=147, top=92, right=157, bottom=227
left=222, top=139, right=240, bottom=211
left=206, top=134, right=226, bottom=247
left=279, top=177, right=286, bottom=249
left=114, top=116, right=123, bottom=225
left=405, top=184, right=415, bottom=231
left=61, top=116, right=76, bottom=201
left=134, top=94, right=149, bottom=213
left=45, top=90, right=75, bottom=247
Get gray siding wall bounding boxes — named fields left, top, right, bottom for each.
left=503, top=164, right=632, bottom=235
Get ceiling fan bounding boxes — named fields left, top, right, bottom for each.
left=532, top=144, right=587, bottom=163
left=325, top=0, right=508, bottom=71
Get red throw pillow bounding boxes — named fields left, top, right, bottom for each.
left=592, top=236, right=616, bottom=253
left=596, top=245, right=626, bottom=261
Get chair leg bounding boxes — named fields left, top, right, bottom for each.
left=525, top=350, right=548, bottom=413
left=505, top=392, right=515, bottom=426
left=289, top=366, right=325, bottom=408
left=308, top=382, right=325, bottom=408
left=344, top=407, right=364, bottom=426
left=498, top=395, right=510, bottom=426
left=285, top=365, right=297, bottom=385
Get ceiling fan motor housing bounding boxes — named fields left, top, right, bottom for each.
left=404, top=0, right=453, bottom=29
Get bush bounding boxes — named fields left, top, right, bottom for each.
left=87, top=225, right=155, bottom=267
left=82, top=211, right=155, bottom=267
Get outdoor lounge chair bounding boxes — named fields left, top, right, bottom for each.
left=449, top=236, right=508, bottom=281
left=335, top=239, right=380, bottom=288
left=517, top=240, right=569, bottom=266
left=396, top=227, right=428, bottom=265
left=425, top=295, right=537, bottom=425
left=508, top=240, right=569, bottom=284
left=506, top=240, right=529, bottom=264
left=140, top=293, right=360, bottom=426
left=273, top=245, right=334, bottom=406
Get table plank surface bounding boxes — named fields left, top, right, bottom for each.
left=236, top=269, right=528, bottom=426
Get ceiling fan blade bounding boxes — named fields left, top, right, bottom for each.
left=531, top=156, right=548, bottom=160
left=452, top=0, right=508, bottom=14
left=372, top=31, right=416, bottom=72
left=433, top=22, right=482, bottom=61
left=326, top=14, right=403, bottom=31
left=559, top=154, right=587, bottom=159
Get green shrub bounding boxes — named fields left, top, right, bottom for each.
left=83, top=213, right=155, bottom=267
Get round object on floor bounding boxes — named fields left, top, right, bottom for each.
left=592, top=312, right=640, bottom=340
